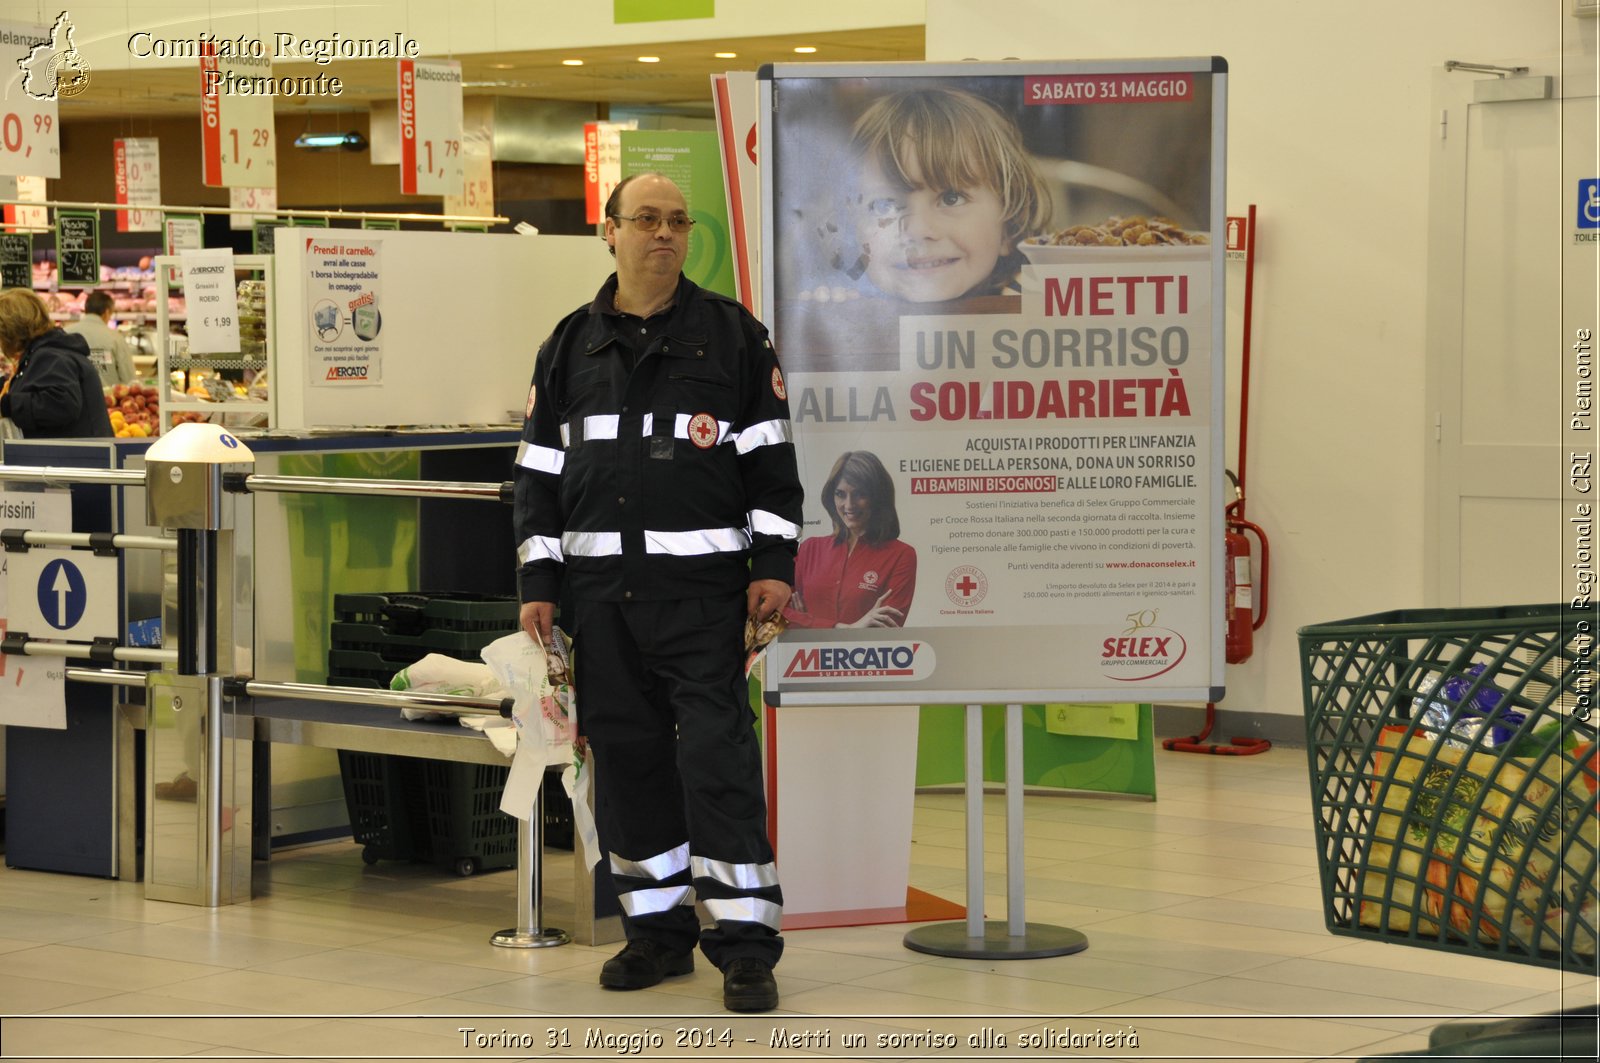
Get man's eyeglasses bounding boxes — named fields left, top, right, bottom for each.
left=610, top=211, right=695, bottom=233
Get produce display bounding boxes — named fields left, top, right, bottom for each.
left=103, top=382, right=208, bottom=437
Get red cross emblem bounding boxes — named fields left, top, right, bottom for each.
left=687, top=412, right=719, bottom=449
left=771, top=367, right=787, bottom=400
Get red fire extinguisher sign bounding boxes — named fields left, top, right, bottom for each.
left=1225, top=216, right=1248, bottom=253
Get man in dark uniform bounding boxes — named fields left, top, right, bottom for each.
left=514, top=173, right=802, bottom=1013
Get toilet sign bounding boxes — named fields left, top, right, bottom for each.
left=7, top=549, right=118, bottom=641
left=1578, top=179, right=1600, bottom=230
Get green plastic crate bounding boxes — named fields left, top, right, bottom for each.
left=1299, top=604, right=1598, bottom=974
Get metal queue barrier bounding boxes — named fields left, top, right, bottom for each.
left=0, top=424, right=574, bottom=949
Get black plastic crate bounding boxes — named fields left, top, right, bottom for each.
left=329, top=621, right=511, bottom=659
left=327, top=648, right=420, bottom=686
left=418, top=760, right=519, bottom=876
left=333, top=591, right=520, bottom=633
left=336, top=751, right=430, bottom=865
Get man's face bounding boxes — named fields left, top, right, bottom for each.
left=606, top=175, right=690, bottom=283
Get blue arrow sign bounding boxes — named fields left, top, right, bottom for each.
left=36, top=558, right=88, bottom=631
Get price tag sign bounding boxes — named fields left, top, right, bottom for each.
left=199, top=43, right=277, bottom=188
left=0, top=18, right=63, bottom=180
left=229, top=185, right=276, bottom=231
left=397, top=58, right=464, bottom=196
left=163, top=213, right=202, bottom=285
left=180, top=247, right=241, bottom=354
left=114, top=137, right=162, bottom=232
left=3, top=173, right=48, bottom=232
left=0, top=231, right=31, bottom=289
left=444, top=129, right=494, bottom=220
left=55, top=210, right=99, bottom=285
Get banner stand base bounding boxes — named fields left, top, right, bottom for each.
left=903, top=920, right=1087, bottom=960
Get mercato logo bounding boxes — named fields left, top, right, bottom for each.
left=325, top=365, right=369, bottom=379
left=780, top=641, right=936, bottom=681
left=1099, top=608, right=1187, bottom=681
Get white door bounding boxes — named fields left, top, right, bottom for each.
left=1426, top=58, right=1598, bottom=606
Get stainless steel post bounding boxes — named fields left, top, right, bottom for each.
left=902, top=703, right=1089, bottom=960
left=492, top=780, right=569, bottom=949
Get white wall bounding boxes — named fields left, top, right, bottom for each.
left=926, top=0, right=1594, bottom=720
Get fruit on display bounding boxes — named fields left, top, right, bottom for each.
left=103, top=382, right=206, bottom=437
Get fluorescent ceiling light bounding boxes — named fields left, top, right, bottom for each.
left=794, top=46, right=817, bottom=53
left=562, top=58, right=584, bottom=66
left=715, top=51, right=737, bottom=58
left=637, top=56, right=660, bottom=63
left=293, top=131, right=367, bottom=151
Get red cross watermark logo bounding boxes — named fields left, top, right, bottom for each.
left=944, top=564, right=988, bottom=607
left=687, top=412, right=719, bottom=449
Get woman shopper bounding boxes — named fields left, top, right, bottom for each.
left=0, top=288, right=114, bottom=439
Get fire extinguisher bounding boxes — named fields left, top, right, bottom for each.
left=1225, top=521, right=1253, bottom=664
left=1223, top=471, right=1269, bottom=665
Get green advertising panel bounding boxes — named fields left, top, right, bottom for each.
left=915, top=703, right=1156, bottom=797
left=614, top=0, right=712, bottom=23
left=619, top=129, right=736, bottom=300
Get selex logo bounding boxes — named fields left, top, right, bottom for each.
left=1099, top=607, right=1187, bottom=682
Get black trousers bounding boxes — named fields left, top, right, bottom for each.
left=575, top=593, right=783, bottom=969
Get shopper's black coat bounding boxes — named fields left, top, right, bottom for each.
left=1, top=328, right=114, bottom=438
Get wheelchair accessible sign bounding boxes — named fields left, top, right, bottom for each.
left=6, top=550, right=118, bottom=640
left=1580, top=179, right=1600, bottom=230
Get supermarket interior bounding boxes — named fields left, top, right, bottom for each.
left=0, top=2, right=1597, bottom=1061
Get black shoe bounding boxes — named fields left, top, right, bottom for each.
left=599, top=939, right=694, bottom=990
left=722, top=957, right=779, bottom=1012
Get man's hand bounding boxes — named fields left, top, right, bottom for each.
left=747, top=579, right=791, bottom=622
left=520, top=601, right=555, bottom=645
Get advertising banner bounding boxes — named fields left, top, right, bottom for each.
left=712, top=71, right=760, bottom=311
left=760, top=60, right=1227, bottom=704
left=620, top=129, right=738, bottom=300
left=397, top=58, right=464, bottom=197
left=199, top=42, right=277, bottom=188
left=0, top=17, right=63, bottom=180
left=113, top=137, right=161, bottom=232
left=304, top=233, right=383, bottom=386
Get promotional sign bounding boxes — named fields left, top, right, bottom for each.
left=620, top=129, right=738, bottom=300
left=761, top=60, right=1227, bottom=704
left=712, top=71, right=760, bottom=311
left=179, top=247, right=241, bottom=354
left=199, top=42, right=277, bottom=188
left=0, top=17, right=63, bottom=180
left=54, top=210, right=99, bottom=285
left=304, top=233, right=383, bottom=385
left=443, top=128, right=494, bottom=220
left=0, top=487, right=73, bottom=729
left=229, top=185, right=276, bottom=231
left=0, top=231, right=30, bottom=289
left=1, top=173, right=48, bottom=232
left=163, top=213, right=202, bottom=285
left=584, top=120, right=636, bottom=224
left=114, top=137, right=161, bottom=232
left=397, top=58, right=464, bottom=196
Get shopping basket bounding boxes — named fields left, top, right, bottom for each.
left=1298, top=604, right=1598, bottom=974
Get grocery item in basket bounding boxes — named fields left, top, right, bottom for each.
left=1411, top=663, right=1527, bottom=749
left=1024, top=215, right=1210, bottom=248
left=1357, top=726, right=1596, bottom=957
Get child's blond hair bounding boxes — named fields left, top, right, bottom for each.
left=850, top=87, right=1052, bottom=294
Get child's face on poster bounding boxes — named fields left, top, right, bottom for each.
left=855, top=152, right=1010, bottom=304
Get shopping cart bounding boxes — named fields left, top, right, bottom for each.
left=1299, top=605, right=1597, bottom=1058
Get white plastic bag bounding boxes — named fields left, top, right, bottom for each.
left=390, top=652, right=504, bottom=721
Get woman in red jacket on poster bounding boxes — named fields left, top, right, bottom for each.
left=784, top=450, right=917, bottom=628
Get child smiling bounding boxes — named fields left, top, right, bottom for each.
left=849, top=87, right=1052, bottom=303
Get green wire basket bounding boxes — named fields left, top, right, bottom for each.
left=1299, top=604, right=1597, bottom=973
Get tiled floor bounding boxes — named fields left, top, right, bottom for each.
left=0, top=748, right=1595, bottom=1061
